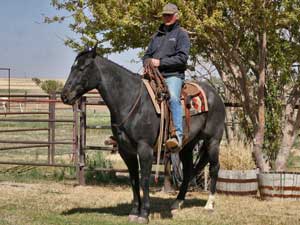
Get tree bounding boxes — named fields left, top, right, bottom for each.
left=32, top=77, right=41, bottom=86
left=32, top=78, right=63, bottom=94
left=47, top=0, right=300, bottom=171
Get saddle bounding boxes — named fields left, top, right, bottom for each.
left=143, top=61, right=209, bottom=182
left=143, top=79, right=208, bottom=136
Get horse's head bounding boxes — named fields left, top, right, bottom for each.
left=61, top=46, right=99, bottom=105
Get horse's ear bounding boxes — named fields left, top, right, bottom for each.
left=84, top=45, right=90, bottom=52
left=92, top=41, right=98, bottom=58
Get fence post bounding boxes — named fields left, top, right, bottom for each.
left=48, top=92, right=56, bottom=164
left=78, top=96, right=86, bottom=185
left=72, top=101, right=79, bottom=182
left=24, top=91, right=27, bottom=112
left=48, top=94, right=50, bottom=164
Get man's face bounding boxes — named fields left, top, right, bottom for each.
left=162, top=13, right=177, bottom=26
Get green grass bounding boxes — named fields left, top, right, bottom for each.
left=85, top=152, right=116, bottom=184
left=0, top=166, right=76, bottom=183
left=86, top=111, right=111, bottom=127
left=0, top=89, right=31, bottom=94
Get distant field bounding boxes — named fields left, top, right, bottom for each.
left=0, top=77, right=70, bottom=95
left=0, top=77, right=50, bottom=95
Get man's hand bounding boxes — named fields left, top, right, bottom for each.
left=151, top=58, right=160, bottom=67
left=143, top=58, right=160, bottom=75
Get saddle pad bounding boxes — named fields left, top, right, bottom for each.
left=143, top=79, right=208, bottom=115
left=182, top=82, right=209, bottom=116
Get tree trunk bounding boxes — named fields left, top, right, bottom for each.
left=252, top=27, right=269, bottom=172
left=275, top=105, right=300, bottom=171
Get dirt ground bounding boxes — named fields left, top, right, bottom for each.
left=0, top=180, right=300, bottom=225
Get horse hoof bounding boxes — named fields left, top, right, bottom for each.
left=171, top=208, right=179, bottom=216
left=204, top=208, right=214, bottom=213
left=161, top=186, right=175, bottom=193
left=128, top=214, right=138, bottom=222
left=137, top=216, right=149, bottom=224
left=170, top=200, right=184, bottom=211
left=204, top=207, right=214, bottom=212
left=204, top=204, right=215, bottom=211
left=204, top=194, right=215, bottom=211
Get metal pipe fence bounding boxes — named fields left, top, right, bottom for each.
left=1, top=93, right=298, bottom=186
left=0, top=93, right=79, bottom=178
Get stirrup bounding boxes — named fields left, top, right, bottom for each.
left=166, top=137, right=181, bottom=152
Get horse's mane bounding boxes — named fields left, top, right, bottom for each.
left=75, top=49, right=91, bottom=61
left=100, top=56, right=139, bottom=78
left=75, top=49, right=140, bottom=79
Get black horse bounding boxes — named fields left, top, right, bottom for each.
left=61, top=47, right=225, bottom=224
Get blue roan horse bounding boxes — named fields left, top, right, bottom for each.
left=61, top=47, right=225, bottom=224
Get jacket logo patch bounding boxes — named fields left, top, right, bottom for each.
left=169, top=38, right=176, bottom=42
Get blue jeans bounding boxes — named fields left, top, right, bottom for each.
left=165, top=76, right=183, bottom=143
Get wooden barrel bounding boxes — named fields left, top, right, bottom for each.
left=216, top=169, right=258, bottom=196
left=258, top=172, right=300, bottom=200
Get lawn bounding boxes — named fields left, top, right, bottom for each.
left=0, top=180, right=300, bottom=225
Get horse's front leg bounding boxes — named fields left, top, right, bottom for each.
left=118, top=149, right=141, bottom=222
left=137, top=141, right=153, bottom=224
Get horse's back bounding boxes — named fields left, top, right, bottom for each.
left=190, top=81, right=224, bottom=111
left=188, top=80, right=225, bottom=139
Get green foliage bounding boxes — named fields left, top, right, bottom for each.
left=32, top=77, right=41, bottom=86
left=47, top=1, right=300, bottom=167
left=264, top=76, right=283, bottom=161
left=32, top=78, right=64, bottom=94
left=53, top=167, right=76, bottom=181
left=85, top=152, right=116, bottom=184
left=16, top=168, right=45, bottom=180
left=40, top=80, right=64, bottom=94
left=0, top=167, right=76, bottom=183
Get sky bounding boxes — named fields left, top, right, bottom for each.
left=0, top=0, right=141, bottom=79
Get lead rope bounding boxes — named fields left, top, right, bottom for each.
left=154, top=101, right=165, bottom=184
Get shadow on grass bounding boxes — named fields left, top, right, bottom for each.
left=62, top=197, right=207, bottom=219
left=84, top=175, right=174, bottom=190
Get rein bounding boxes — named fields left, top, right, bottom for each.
left=143, top=60, right=169, bottom=102
left=111, top=81, right=144, bottom=128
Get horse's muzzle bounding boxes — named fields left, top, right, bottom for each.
left=61, top=90, right=73, bottom=105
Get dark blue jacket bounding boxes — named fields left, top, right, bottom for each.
left=143, top=21, right=190, bottom=79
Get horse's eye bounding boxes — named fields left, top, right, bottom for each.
left=79, top=64, right=87, bottom=71
left=79, top=60, right=92, bottom=71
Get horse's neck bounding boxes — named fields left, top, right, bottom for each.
left=94, top=58, right=141, bottom=122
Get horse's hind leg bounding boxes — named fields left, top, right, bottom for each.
left=171, top=147, right=193, bottom=212
left=118, top=149, right=141, bottom=222
left=204, top=138, right=221, bottom=210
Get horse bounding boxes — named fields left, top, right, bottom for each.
left=61, top=47, right=225, bottom=224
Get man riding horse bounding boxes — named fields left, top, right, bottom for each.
left=143, top=3, right=190, bottom=152
left=61, top=2, right=225, bottom=224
